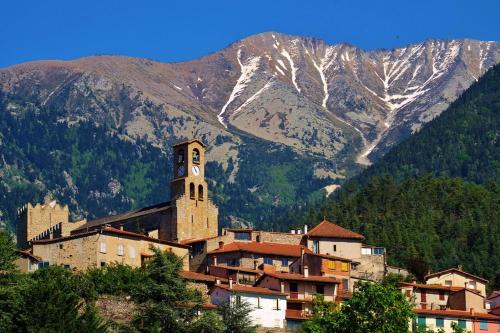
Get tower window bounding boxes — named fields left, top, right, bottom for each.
left=192, top=148, right=200, bottom=164
left=198, top=185, right=204, bottom=201
left=190, top=183, right=195, bottom=199
left=177, top=149, right=185, bottom=164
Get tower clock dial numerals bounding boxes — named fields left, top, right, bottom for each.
left=192, top=166, right=200, bottom=176
left=177, top=165, right=185, bottom=177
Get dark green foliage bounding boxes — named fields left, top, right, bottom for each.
left=85, top=263, right=146, bottom=295
left=301, top=282, right=415, bottom=333
left=131, top=247, right=205, bottom=332
left=0, top=229, right=19, bottom=275
left=289, top=176, right=500, bottom=287
left=219, top=301, right=257, bottom=333
left=188, top=311, right=225, bottom=333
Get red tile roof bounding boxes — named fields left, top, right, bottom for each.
left=212, top=284, right=286, bottom=296
left=262, top=272, right=340, bottom=284
left=399, top=282, right=465, bottom=292
left=179, top=236, right=218, bottom=245
left=414, top=308, right=500, bottom=320
left=207, top=241, right=311, bottom=257
left=425, top=268, right=489, bottom=283
left=16, top=249, right=42, bottom=262
left=180, top=271, right=228, bottom=283
left=487, top=291, right=500, bottom=300
left=306, top=220, right=364, bottom=240
left=209, top=264, right=262, bottom=274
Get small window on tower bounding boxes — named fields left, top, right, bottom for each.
left=192, top=148, right=200, bottom=164
left=177, top=149, right=185, bottom=164
left=198, top=185, right=204, bottom=201
left=190, top=183, right=195, bottom=199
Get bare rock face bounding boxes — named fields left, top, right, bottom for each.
left=1, top=33, right=498, bottom=170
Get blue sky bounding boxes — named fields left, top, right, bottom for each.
left=1, top=0, right=499, bottom=68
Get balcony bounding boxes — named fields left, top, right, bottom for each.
left=286, top=309, right=312, bottom=320
left=288, top=292, right=336, bottom=302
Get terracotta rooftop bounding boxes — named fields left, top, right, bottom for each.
left=209, top=264, right=262, bottom=274
left=425, top=268, right=489, bottom=283
left=212, top=283, right=286, bottom=296
left=399, top=282, right=466, bottom=292
left=207, top=241, right=311, bottom=257
left=414, top=308, right=500, bottom=320
left=179, top=236, right=218, bottom=245
left=306, top=252, right=352, bottom=262
left=16, top=249, right=42, bottom=262
left=261, top=272, right=340, bottom=284
left=173, top=138, right=205, bottom=147
left=306, top=220, right=364, bottom=240
left=180, top=271, right=228, bottom=283
left=487, top=291, right=500, bottom=300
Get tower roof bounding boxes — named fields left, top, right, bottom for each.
left=173, top=138, right=205, bottom=148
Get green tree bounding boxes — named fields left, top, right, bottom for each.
left=131, top=247, right=204, bottom=332
left=301, top=282, right=414, bottom=333
left=0, top=229, right=19, bottom=276
left=219, top=301, right=257, bottom=333
left=188, top=311, right=225, bottom=333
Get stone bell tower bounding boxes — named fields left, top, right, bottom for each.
left=164, top=139, right=218, bottom=242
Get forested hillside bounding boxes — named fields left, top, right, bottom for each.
left=279, top=64, right=500, bottom=288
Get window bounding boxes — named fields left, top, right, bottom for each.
left=274, top=299, right=280, bottom=310
left=445, top=280, right=452, bottom=286
left=234, top=232, right=251, bottom=240
left=59, top=244, right=63, bottom=249
left=316, top=285, right=325, bottom=295
left=373, top=247, right=385, bottom=255
left=405, top=290, right=411, bottom=298
left=100, top=242, right=107, bottom=253
left=312, top=240, right=319, bottom=254
left=480, top=320, right=487, bottom=330
left=198, top=185, right=204, bottom=201
left=341, top=262, right=349, bottom=272
left=417, top=316, right=426, bottom=328
left=361, top=247, right=372, bottom=255
left=328, top=260, right=335, bottom=270
left=421, top=290, right=427, bottom=303
left=467, top=281, right=477, bottom=289
left=190, top=183, right=195, bottom=199
left=228, top=258, right=240, bottom=267
left=117, top=244, right=124, bottom=256
left=290, top=283, right=298, bottom=292
left=281, top=258, right=288, bottom=267
left=458, top=319, right=467, bottom=329
left=129, top=246, right=136, bottom=259
left=100, top=261, right=106, bottom=267
left=333, top=244, right=337, bottom=252
left=38, top=261, right=49, bottom=269
left=342, top=279, right=349, bottom=291
left=439, top=290, right=445, bottom=300
left=192, top=242, right=204, bottom=255
left=177, top=149, right=185, bottom=164
left=235, top=295, right=241, bottom=305
left=436, top=318, right=444, bottom=327
left=264, top=257, right=273, bottom=265
left=192, top=148, right=200, bottom=164
left=206, top=218, right=209, bottom=228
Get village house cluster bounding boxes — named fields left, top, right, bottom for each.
left=14, top=139, right=500, bottom=332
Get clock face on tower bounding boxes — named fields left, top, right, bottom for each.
left=192, top=165, right=200, bottom=176
left=177, top=165, right=185, bottom=177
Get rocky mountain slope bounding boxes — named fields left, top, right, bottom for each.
left=0, top=32, right=498, bottom=228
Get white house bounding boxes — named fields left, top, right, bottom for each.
left=210, top=280, right=287, bottom=329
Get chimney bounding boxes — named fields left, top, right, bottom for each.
left=304, top=224, right=308, bottom=234
left=291, top=230, right=296, bottom=234
left=229, top=278, right=233, bottom=289
left=304, top=265, right=309, bottom=278
left=218, top=241, right=224, bottom=249
left=216, top=279, right=221, bottom=285
left=458, top=265, right=463, bottom=271
left=280, top=282, right=285, bottom=293
left=297, top=229, right=302, bottom=235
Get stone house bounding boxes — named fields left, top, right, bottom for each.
left=425, top=267, right=489, bottom=297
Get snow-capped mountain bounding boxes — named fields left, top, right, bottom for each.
left=1, top=32, right=498, bottom=174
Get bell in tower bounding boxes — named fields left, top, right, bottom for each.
left=170, top=139, right=207, bottom=201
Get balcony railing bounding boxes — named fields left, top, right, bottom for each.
left=286, top=309, right=312, bottom=319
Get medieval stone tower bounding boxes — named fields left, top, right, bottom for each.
left=159, top=139, right=218, bottom=242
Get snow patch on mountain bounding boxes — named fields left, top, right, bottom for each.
left=218, top=49, right=261, bottom=127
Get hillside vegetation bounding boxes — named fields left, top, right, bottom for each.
left=280, top=64, right=500, bottom=288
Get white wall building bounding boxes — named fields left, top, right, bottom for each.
left=210, top=281, right=287, bottom=329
